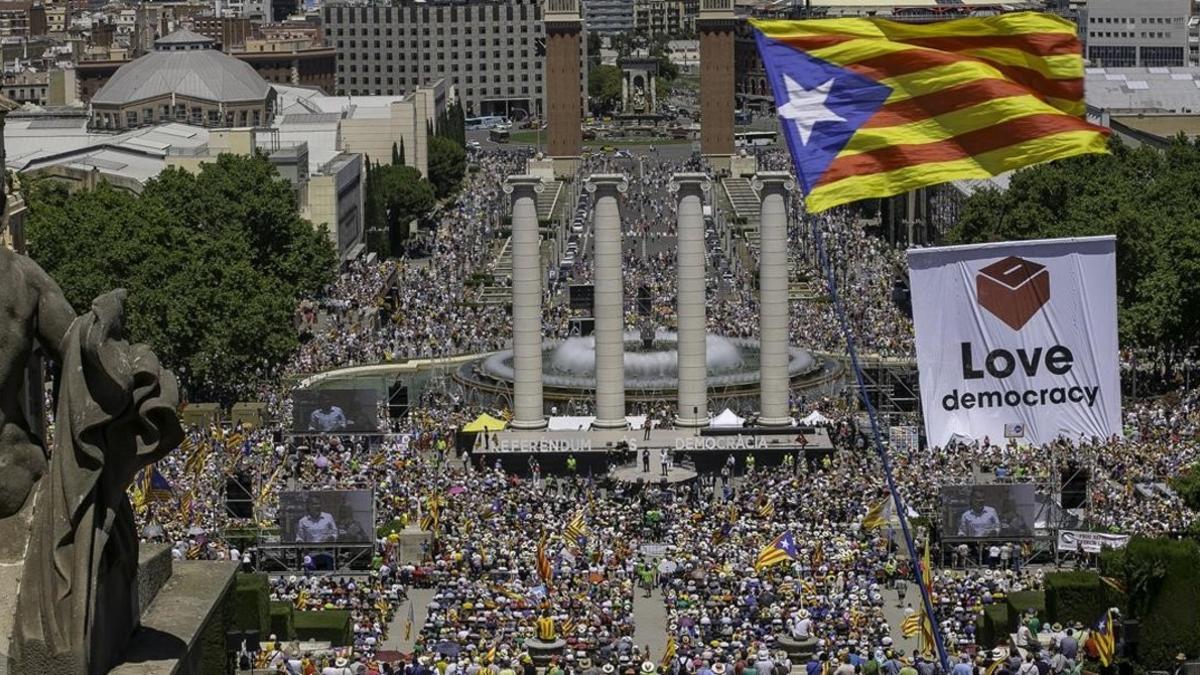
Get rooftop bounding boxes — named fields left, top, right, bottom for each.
left=1085, top=66, right=1200, bottom=114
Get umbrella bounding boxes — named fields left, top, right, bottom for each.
left=449, top=486, right=466, bottom=496
left=657, top=560, right=678, bottom=575
left=434, top=641, right=461, bottom=658
left=315, top=455, right=330, bottom=469
left=187, top=526, right=206, bottom=536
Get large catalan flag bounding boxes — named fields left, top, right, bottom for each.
left=753, top=12, right=1108, bottom=212
left=754, top=531, right=799, bottom=573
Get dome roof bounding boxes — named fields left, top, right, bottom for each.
left=92, top=33, right=271, bottom=107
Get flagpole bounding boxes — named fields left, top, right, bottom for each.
left=806, top=211, right=953, bottom=673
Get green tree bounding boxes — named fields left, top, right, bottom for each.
left=25, top=153, right=335, bottom=399
left=398, top=138, right=406, bottom=166
left=392, top=142, right=400, bottom=165
left=428, top=135, right=466, bottom=199
left=366, top=164, right=435, bottom=254
left=1171, top=463, right=1200, bottom=511
left=948, top=136, right=1200, bottom=349
left=589, top=64, right=623, bottom=115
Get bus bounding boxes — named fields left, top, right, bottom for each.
left=734, top=131, right=777, bottom=148
left=465, top=115, right=509, bottom=130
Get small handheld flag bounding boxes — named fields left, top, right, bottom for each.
left=754, top=531, right=799, bottom=572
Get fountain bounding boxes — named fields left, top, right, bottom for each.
left=456, top=331, right=837, bottom=402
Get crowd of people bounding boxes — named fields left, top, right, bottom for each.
left=114, top=145, right=1200, bottom=675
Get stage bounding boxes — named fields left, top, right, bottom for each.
left=610, top=463, right=698, bottom=485
left=468, top=426, right=835, bottom=476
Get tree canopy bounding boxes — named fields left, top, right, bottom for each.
left=364, top=163, right=436, bottom=256
left=25, top=153, right=335, bottom=400
left=589, top=64, right=622, bottom=115
left=948, top=136, right=1200, bottom=349
left=428, top=135, right=466, bottom=199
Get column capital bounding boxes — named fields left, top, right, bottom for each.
left=585, top=174, right=629, bottom=194
left=503, top=175, right=546, bottom=195
left=668, top=172, right=712, bottom=198
left=752, top=171, right=796, bottom=194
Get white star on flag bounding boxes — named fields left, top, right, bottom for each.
left=777, top=74, right=846, bottom=146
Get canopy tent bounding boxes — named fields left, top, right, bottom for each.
left=626, top=415, right=647, bottom=430
left=710, top=408, right=746, bottom=428
left=800, top=411, right=831, bottom=425
left=462, top=414, right=507, bottom=433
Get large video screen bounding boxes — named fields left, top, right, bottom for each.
left=278, top=490, right=374, bottom=544
left=292, top=388, right=380, bottom=434
left=941, top=484, right=1037, bottom=539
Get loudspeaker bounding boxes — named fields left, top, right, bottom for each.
left=388, top=382, right=410, bottom=419
left=1061, top=466, right=1089, bottom=510
left=226, top=630, right=245, bottom=653
left=242, top=629, right=260, bottom=651
left=225, top=475, right=253, bottom=519
left=637, top=285, right=652, bottom=316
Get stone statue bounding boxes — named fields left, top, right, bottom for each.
left=0, top=247, right=182, bottom=674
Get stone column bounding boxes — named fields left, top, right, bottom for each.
left=671, top=173, right=711, bottom=427
left=505, top=175, right=547, bottom=430
left=586, top=174, right=629, bottom=429
left=754, top=172, right=795, bottom=427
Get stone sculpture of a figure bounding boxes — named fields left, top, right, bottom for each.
left=0, top=246, right=182, bottom=674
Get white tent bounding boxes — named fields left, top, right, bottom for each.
left=626, top=415, right=647, bottom=430
left=710, top=408, right=745, bottom=428
left=800, top=411, right=831, bottom=425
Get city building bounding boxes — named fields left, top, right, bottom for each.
left=191, top=15, right=252, bottom=50
left=665, top=39, right=699, bottom=71
left=585, top=0, right=634, bottom=34
left=634, top=0, right=698, bottom=37
left=4, top=118, right=366, bottom=259
left=1, top=68, right=76, bottom=106
left=1081, top=0, right=1190, bottom=67
left=1086, top=65, right=1200, bottom=145
left=90, top=30, right=277, bottom=130
left=0, top=1, right=45, bottom=39
left=322, top=0, right=585, bottom=120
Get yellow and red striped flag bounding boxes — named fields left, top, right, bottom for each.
left=536, top=532, right=553, bottom=584
left=753, top=12, right=1108, bottom=212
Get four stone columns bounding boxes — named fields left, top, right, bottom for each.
left=505, top=176, right=548, bottom=430
left=754, top=172, right=795, bottom=426
left=586, top=174, right=630, bottom=429
left=671, top=173, right=711, bottom=428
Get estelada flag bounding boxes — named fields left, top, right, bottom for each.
left=753, top=12, right=1108, bottom=212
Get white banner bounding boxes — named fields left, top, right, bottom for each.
left=1057, top=530, right=1131, bottom=552
left=908, top=236, right=1121, bottom=447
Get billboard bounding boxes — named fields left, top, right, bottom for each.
left=908, top=236, right=1121, bottom=447
left=292, top=388, right=381, bottom=434
left=941, top=484, right=1037, bottom=539
left=278, top=490, right=374, bottom=544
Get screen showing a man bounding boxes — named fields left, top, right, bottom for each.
left=292, top=389, right=381, bottom=434
left=958, top=491, right=1001, bottom=537
left=308, top=405, right=352, bottom=433
left=296, top=496, right=339, bottom=543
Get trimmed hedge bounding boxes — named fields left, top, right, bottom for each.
left=269, top=601, right=297, bottom=641
left=294, top=610, right=353, bottom=646
left=201, top=574, right=237, bottom=675
left=1045, top=572, right=1109, bottom=626
left=232, top=573, right=271, bottom=638
left=1006, top=590, right=1046, bottom=633
left=977, top=603, right=1010, bottom=649
left=1104, top=537, right=1200, bottom=670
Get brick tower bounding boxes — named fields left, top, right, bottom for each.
left=545, top=0, right=582, bottom=176
left=698, top=0, right=736, bottom=170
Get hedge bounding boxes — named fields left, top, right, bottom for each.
left=1045, top=572, right=1110, bottom=626
left=269, top=601, right=297, bottom=642
left=976, top=603, right=1010, bottom=649
left=231, top=573, right=271, bottom=638
left=1105, top=537, right=1200, bottom=669
left=294, top=610, right=353, bottom=646
left=1006, top=590, right=1046, bottom=634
